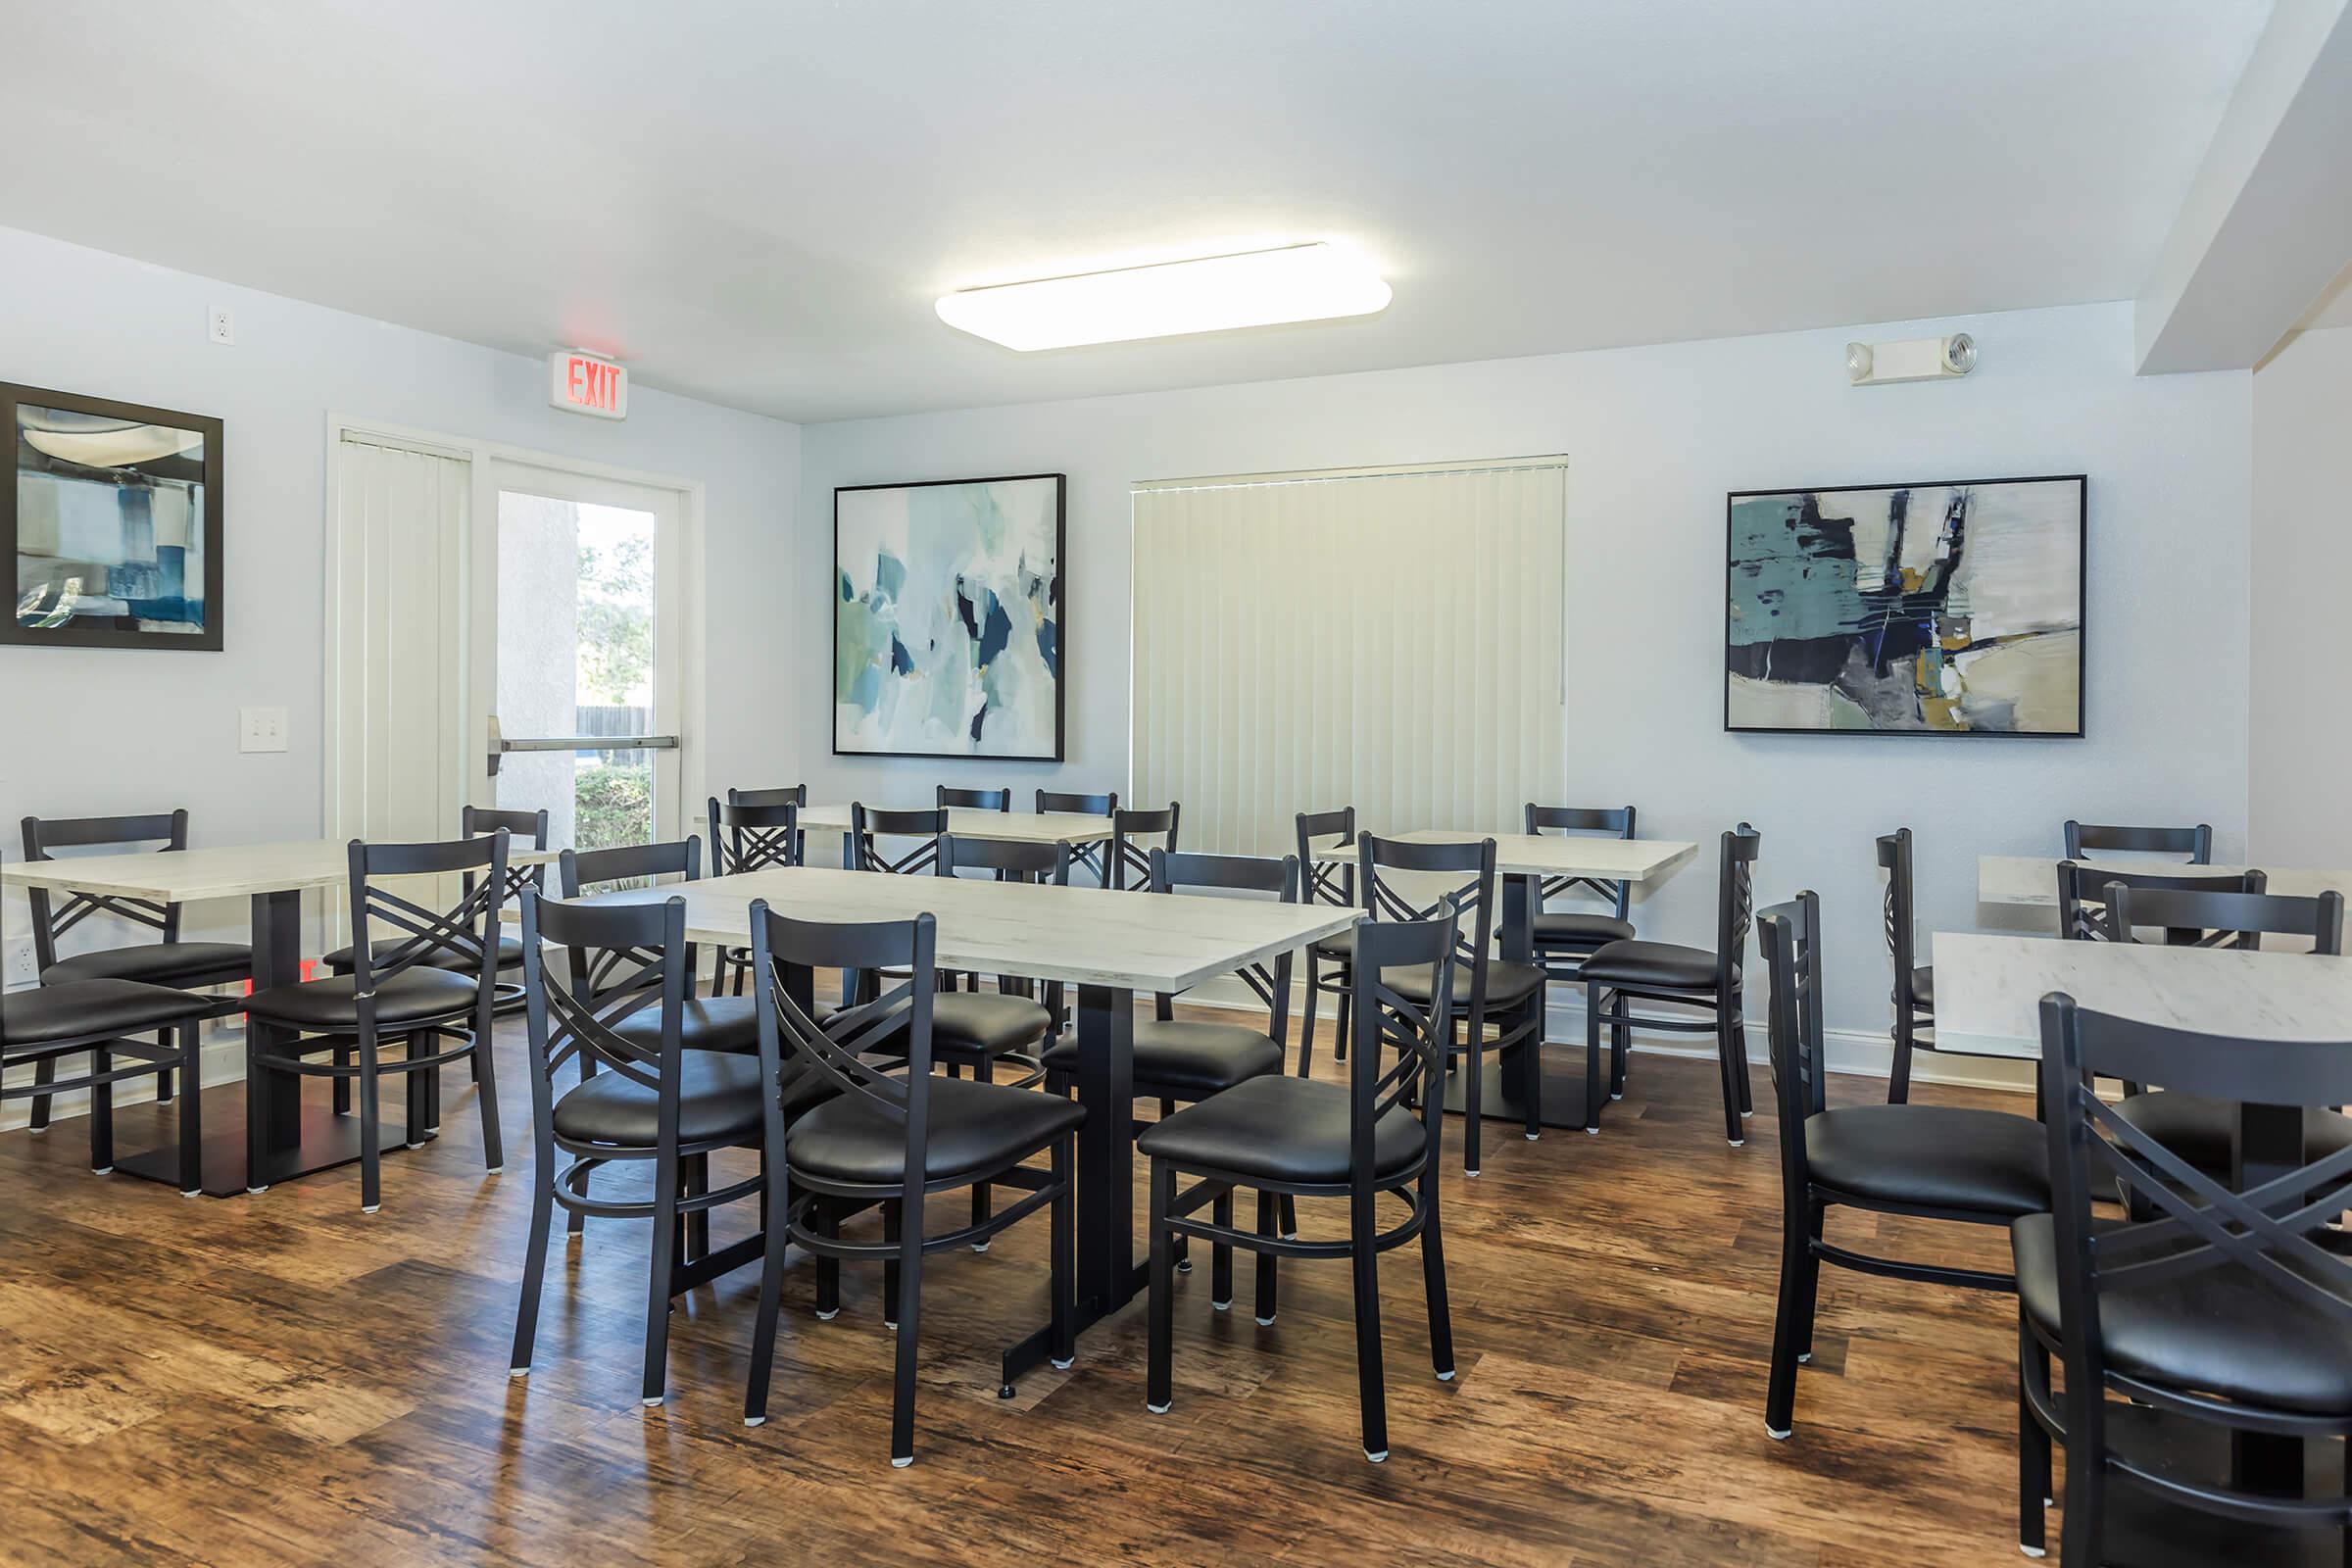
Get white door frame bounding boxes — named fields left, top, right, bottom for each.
left=321, top=414, right=709, bottom=847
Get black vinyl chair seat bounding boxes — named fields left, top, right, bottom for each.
left=322, top=933, right=524, bottom=974
left=1909, top=965, right=1934, bottom=1008
left=0, top=978, right=219, bottom=1046
left=1376, top=957, right=1544, bottom=1008
left=1040, top=1017, right=1282, bottom=1100
left=878, top=990, right=1050, bottom=1058
left=1136, top=1074, right=1424, bottom=1186
left=611, top=995, right=762, bottom=1056
left=1803, top=1104, right=2050, bottom=1216
left=1576, top=939, right=1719, bottom=991
left=40, top=940, right=253, bottom=988
left=245, top=967, right=480, bottom=1030
left=551, top=1051, right=767, bottom=1148
left=2013, top=1212, right=2352, bottom=1416
left=2110, top=1092, right=2352, bottom=1173
left=1532, top=910, right=1636, bottom=946
left=786, top=1072, right=1083, bottom=1186
left=1310, top=926, right=1357, bottom=960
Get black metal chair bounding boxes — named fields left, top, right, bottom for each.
left=20, top=809, right=252, bottom=1122
left=323, top=805, right=544, bottom=983
left=1106, top=803, right=1181, bottom=891
left=707, top=797, right=802, bottom=995
left=725, top=784, right=808, bottom=864
left=2056, top=861, right=2259, bottom=944
left=741, top=904, right=1081, bottom=1465
left=1757, top=891, right=2048, bottom=1442
left=562, top=837, right=757, bottom=1056
left=936, top=785, right=1010, bottom=811
left=1140, top=906, right=1460, bottom=1463
left=508, top=889, right=778, bottom=1407
left=1043, top=848, right=1303, bottom=1275
left=1359, top=834, right=1544, bottom=1173
left=1297, top=807, right=1358, bottom=1065
left=850, top=803, right=947, bottom=877
left=243, top=834, right=511, bottom=1210
left=1036, top=789, right=1116, bottom=884
left=1524, top=805, right=1637, bottom=995
left=2062, top=819, right=2213, bottom=863
left=2100, top=883, right=2352, bottom=1188
left=2018, top=997, right=2352, bottom=1563
left=1878, top=827, right=1939, bottom=1103
left=1581, top=825, right=1761, bottom=1145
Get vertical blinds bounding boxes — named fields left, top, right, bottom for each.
left=1131, top=461, right=1567, bottom=857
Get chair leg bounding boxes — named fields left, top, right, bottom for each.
left=358, top=1035, right=383, bottom=1212
left=1420, top=1181, right=1454, bottom=1381
left=1334, top=981, right=1353, bottom=1065
left=472, top=1012, right=505, bottom=1175
left=1349, top=1183, right=1389, bottom=1461
left=1300, top=960, right=1322, bottom=1076
left=1610, top=1009, right=1630, bottom=1099
left=405, top=1038, right=434, bottom=1149
left=1795, top=1200, right=1824, bottom=1362
left=813, top=1200, right=841, bottom=1319
left=2018, top=1322, right=2050, bottom=1557
left=1049, top=1138, right=1075, bottom=1368
left=1764, top=1192, right=1813, bottom=1438
left=155, top=1062, right=173, bottom=1104
left=1520, top=995, right=1543, bottom=1143
left=1460, top=1019, right=1483, bottom=1177
left=89, top=1046, right=114, bottom=1173
left=1210, top=1187, right=1234, bottom=1310
left=1888, top=1011, right=1914, bottom=1105
left=28, top=1054, right=55, bottom=1131
left=641, top=1153, right=681, bottom=1407
left=882, top=1202, right=902, bottom=1329
left=1732, top=1012, right=1754, bottom=1116
left=887, top=1187, right=925, bottom=1466
left=1253, top=1188, right=1279, bottom=1324
left=333, top=1047, right=353, bottom=1115
left=177, top=1021, right=205, bottom=1196
left=1147, top=1160, right=1175, bottom=1413
left=511, top=1129, right=558, bottom=1378
left=970, top=1058, right=996, bottom=1247
left=1584, top=990, right=1603, bottom=1135
left=1714, top=1007, right=1744, bottom=1146
left=1279, top=1194, right=1298, bottom=1242
left=682, top=1152, right=710, bottom=1263
left=744, top=1158, right=791, bottom=1423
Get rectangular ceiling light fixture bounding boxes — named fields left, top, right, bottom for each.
left=935, top=242, right=1391, bottom=351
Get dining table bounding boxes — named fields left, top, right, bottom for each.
left=1977, top=853, right=2352, bottom=910
left=556, top=863, right=1357, bottom=1386
left=796, top=805, right=1120, bottom=864
left=1309, top=829, right=1698, bottom=1130
left=2, top=837, right=561, bottom=1197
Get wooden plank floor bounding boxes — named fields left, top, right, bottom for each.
left=0, top=1011, right=2032, bottom=1567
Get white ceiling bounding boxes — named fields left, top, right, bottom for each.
left=2, top=0, right=2272, bottom=423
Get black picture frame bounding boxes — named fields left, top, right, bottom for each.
left=833, top=471, right=1067, bottom=761
left=2, top=381, right=225, bottom=652
left=1723, top=472, right=2085, bottom=738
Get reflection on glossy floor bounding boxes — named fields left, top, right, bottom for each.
left=0, top=1011, right=2027, bottom=1567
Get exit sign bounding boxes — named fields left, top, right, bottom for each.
left=549, top=351, right=628, bottom=418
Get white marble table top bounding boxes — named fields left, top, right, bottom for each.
left=0, top=838, right=562, bottom=904
left=1977, top=855, right=2352, bottom=908
left=1309, top=830, right=1698, bottom=884
left=796, top=806, right=1119, bottom=846
left=551, top=866, right=1357, bottom=994
left=1930, top=931, right=2352, bottom=1060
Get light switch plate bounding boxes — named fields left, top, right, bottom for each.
left=209, top=304, right=235, bottom=345
left=239, top=706, right=287, bottom=753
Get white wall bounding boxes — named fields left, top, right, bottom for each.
left=796, top=302, right=2252, bottom=1042
left=0, top=221, right=801, bottom=955
left=2249, top=324, right=2352, bottom=865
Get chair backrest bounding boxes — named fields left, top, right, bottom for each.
left=1149, top=848, right=1298, bottom=1054
left=1876, top=827, right=1920, bottom=1009
left=345, top=833, right=511, bottom=1011
left=2037, top=995, right=2352, bottom=1530
left=1297, top=806, right=1357, bottom=912
left=1036, top=788, right=1115, bottom=816
left=936, top=786, right=1010, bottom=811
left=728, top=785, right=808, bottom=809
left=19, top=808, right=191, bottom=968
left=1757, top=893, right=1830, bottom=1190
left=2056, top=862, right=2258, bottom=942
left=2100, top=882, right=2342, bottom=954
left=850, top=804, right=946, bottom=875
left=1715, top=825, right=1762, bottom=995
left=1108, top=803, right=1180, bottom=890
left=2063, top=819, right=2212, bottom=863
left=462, top=805, right=550, bottom=848
left=1358, top=834, right=1497, bottom=1021
left=708, top=797, right=802, bottom=876
left=935, top=834, right=1073, bottom=885
left=1525, top=803, right=1636, bottom=921
left=518, top=888, right=691, bottom=1132
left=1344, top=907, right=1462, bottom=1189
left=751, top=903, right=942, bottom=1154
left=561, top=838, right=703, bottom=897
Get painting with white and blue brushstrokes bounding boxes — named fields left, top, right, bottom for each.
left=835, top=473, right=1063, bottom=758
left=1726, top=476, right=2083, bottom=735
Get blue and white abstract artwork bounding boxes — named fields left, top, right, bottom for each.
left=834, top=473, right=1064, bottom=759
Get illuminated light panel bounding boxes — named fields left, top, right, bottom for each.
left=935, top=243, right=1392, bottom=351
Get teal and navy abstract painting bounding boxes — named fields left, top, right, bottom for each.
left=1726, top=475, right=2083, bottom=735
left=835, top=473, right=1064, bottom=759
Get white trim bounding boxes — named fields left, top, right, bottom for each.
left=1133, top=452, right=1573, bottom=493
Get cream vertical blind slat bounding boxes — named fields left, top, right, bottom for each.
left=1131, top=461, right=1567, bottom=857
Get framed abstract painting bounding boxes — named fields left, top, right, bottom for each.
left=3, top=382, right=224, bottom=651
left=1725, top=474, right=2084, bottom=736
left=834, top=472, right=1065, bottom=760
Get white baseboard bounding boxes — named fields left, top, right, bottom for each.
left=0, top=1018, right=251, bottom=1133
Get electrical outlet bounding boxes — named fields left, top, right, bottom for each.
left=5, top=937, right=34, bottom=985
left=239, top=706, right=287, bottom=753
left=208, top=304, right=235, bottom=345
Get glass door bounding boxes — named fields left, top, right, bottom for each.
left=470, top=462, right=683, bottom=851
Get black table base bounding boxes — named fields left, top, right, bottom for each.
left=1440, top=1043, right=1598, bottom=1134
left=107, top=1082, right=430, bottom=1198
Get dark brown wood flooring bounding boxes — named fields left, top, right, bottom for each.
left=0, top=1013, right=2031, bottom=1567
